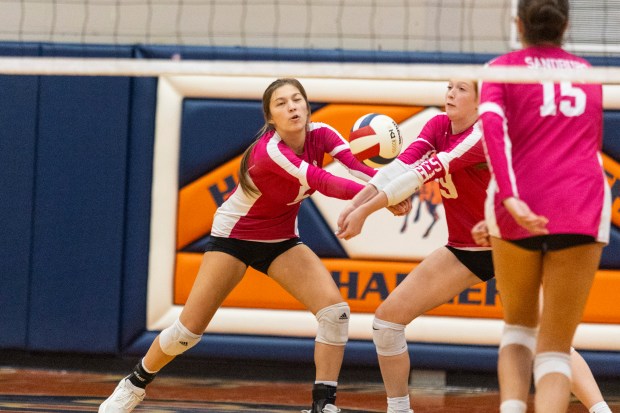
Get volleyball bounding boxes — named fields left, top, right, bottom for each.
left=349, top=113, right=403, bottom=168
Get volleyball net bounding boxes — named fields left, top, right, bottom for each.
left=0, top=0, right=619, bottom=84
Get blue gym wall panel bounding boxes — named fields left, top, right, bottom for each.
left=120, top=77, right=159, bottom=349
left=600, top=225, right=620, bottom=269
left=179, top=99, right=265, bottom=186
left=603, top=111, right=620, bottom=161
left=26, top=46, right=134, bottom=352
left=0, top=75, right=39, bottom=349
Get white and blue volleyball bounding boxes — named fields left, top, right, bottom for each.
left=349, top=113, right=403, bottom=168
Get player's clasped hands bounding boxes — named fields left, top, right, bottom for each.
left=336, top=202, right=367, bottom=240
left=387, top=197, right=412, bottom=217
left=336, top=198, right=412, bottom=240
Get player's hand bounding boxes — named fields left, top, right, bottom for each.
left=503, top=197, right=549, bottom=235
left=336, top=207, right=369, bottom=240
left=337, top=202, right=357, bottom=233
left=387, top=198, right=411, bottom=216
left=471, top=220, right=491, bottom=247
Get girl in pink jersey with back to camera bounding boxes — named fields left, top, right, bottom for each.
left=99, top=78, right=409, bottom=413
left=336, top=77, right=612, bottom=413
left=478, top=1, right=611, bottom=413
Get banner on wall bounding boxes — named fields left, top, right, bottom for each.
left=146, top=75, right=620, bottom=351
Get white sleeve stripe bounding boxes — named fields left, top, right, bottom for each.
left=436, top=121, right=483, bottom=173
left=416, top=137, right=435, bottom=151
left=503, top=129, right=519, bottom=198
left=478, top=102, right=519, bottom=197
left=266, top=134, right=310, bottom=187
left=479, top=102, right=505, bottom=119
left=330, top=143, right=349, bottom=157
left=298, top=162, right=310, bottom=187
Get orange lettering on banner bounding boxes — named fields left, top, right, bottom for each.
left=174, top=252, right=620, bottom=323
left=176, top=156, right=241, bottom=249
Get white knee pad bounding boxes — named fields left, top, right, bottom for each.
left=159, top=318, right=202, bottom=356
left=315, top=302, right=350, bottom=346
left=500, top=324, right=537, bottom=354
left=372, top=317, right=407, bottom=356
left=534, top=351, right=571, bottom=385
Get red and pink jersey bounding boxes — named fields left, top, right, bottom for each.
left=399, top=113, right=490, bottom=249
left=212, top=122, right=376, bottom=241
left=479, top=45, right=610, bottom=241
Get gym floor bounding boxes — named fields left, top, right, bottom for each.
left=0, top=351, right=618, bottom=412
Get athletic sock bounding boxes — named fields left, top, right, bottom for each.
left=387, top=394, right=411, bottom=413
left=127, top=359, right=157, bottom=389
left=590, top=401, right=613, bottom=413
left=500, top=399, right=527, bottom=413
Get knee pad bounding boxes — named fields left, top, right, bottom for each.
left=315, top=302, right=350, bottom=346
left=159, top=318, right=202, bottom=356
left=534, top=351, right=571, bottom=385
left=500, top=324, right=537, bottom=354
left=372, top=317, right=407, bottom=356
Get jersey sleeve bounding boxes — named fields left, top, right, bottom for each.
left=260, top=137, right=364, bottom=200
left=479, top=80, right=518, bottom=201
left=380, top=118, right=486, bottom=205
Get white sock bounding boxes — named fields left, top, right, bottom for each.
left=387, top=395, right=412, bottom=413
left=590, top=401, right=613, bottom=413
left=500, top=399, right=527, bottom=413
left=315, top=380, right=338, bottom=387
left=141, top=358, right=158, bottom=374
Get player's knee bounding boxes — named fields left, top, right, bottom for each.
left=372, top=317, right=407, bottom=356
left=534, top=352, right=571, bottom=385
left=500, top=324, right=537, bottom=354
left=315, top=302, right=350, bottom=346
left=159, top=318, right=202, bottom=356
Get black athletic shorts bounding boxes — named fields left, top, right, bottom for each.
left=446, top=246, right=495, bottom=282
left=508, top=234, right=596, bottom=252
left=204, top=236, right=303, bottom=274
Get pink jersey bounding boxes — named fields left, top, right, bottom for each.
left=399, top=113, right=489, bottom=248
left=479, top=46, right=610, bottom=242
left=212, top=122, right=376, bottom=241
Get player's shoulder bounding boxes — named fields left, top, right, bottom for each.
left=308, top=121, right=340, bottom=137
left=424, top=112, right=451, bottom=132
left=485, top=50, right=522, bottom=67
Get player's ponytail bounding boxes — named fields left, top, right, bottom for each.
left=517, top=0, right=569, bottom=46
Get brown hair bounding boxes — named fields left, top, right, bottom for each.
left=237, top=78, right=311, bottom=195
left=517, top=0, right=569, bottom=46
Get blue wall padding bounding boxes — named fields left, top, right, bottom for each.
left=179, top=99, right=264, bottom=186
left=0, top=75, right=39, bottom=349
left=120, top=77, right=159, bottom=349
left=298, top=199, right=348, bottom=258
left=0, top=42, right=41, bottom=56
left=25, top=46, right=134, bottom=352
left=124, top=331, right=619, bottom=377
left=600, top=225, right=620, bottom=269
left=135, top=44, right=497, bottom=64
left=603, top=111, right=620, bottom=161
